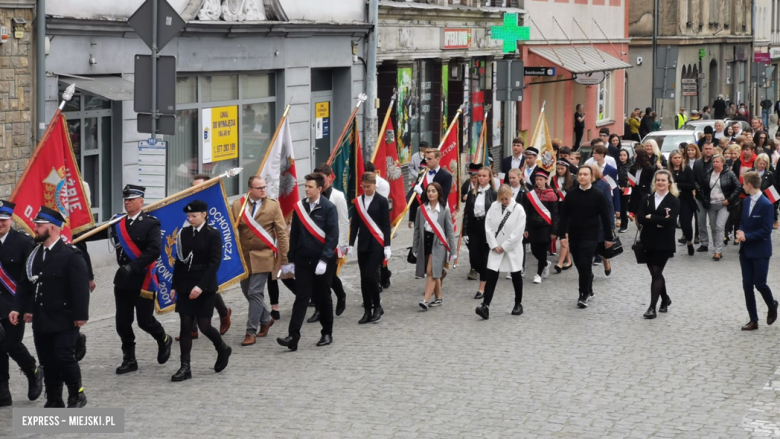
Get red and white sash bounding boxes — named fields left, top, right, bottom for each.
left=293, top=200, right=326, bottom=244
left=240, top=197, right=278, bottom=255
left=628, top=172, right=637, bottom=187
left=552, top=177, right=566, bottom=201
left=355, top=196, right=384, bottom=247
left=0, top=262, right=16, bottom=296
left=527, top=190, right=552, bottom=225
left=420, top=205, right=450, bottom=253
left=603, top=175, right=618, bottom=190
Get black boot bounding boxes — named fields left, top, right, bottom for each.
left=75, top=333, right=87, bottom=361
left=0, top=381, right=11, bottom=407
left=214, top=342, right=232, bottom=373
left=358, top=307, right=371, bottom=324
left=66, top=383, right=87, bottom=408
left=43, top=385, right=65, bottom=408
left=512, top=303, right=524, bottom=316
left=307, top=310, right=320, bottom=323
left=369, top=306, right=383, bottom=323
left=475, top=303, right=489, bottom=320
left=171, top=355, right=191, bottom=382
left=116, top=345, right=138, bottom=375
left=157, top=335, right=172, bottom=365
left=22, top=363, right=43, bottom=401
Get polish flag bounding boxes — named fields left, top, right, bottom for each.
left=603, top=175, right=618, bottom=190
left=622, top=187, right=632, bottom=196
left=257, top=117, right=299, bottom=219
left=627, top=172, right=637, bottom=187
left=765, top=186, right=780, bottom=204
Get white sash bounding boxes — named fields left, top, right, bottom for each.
left=240, top=197, right=278, bottom=254
left=355, top=196, right=384, bottom=247
left=294, top=200, right=326, bottom=244
left=420, top=205, right=450, bottom=252
left=603, top=175, right=618, bottom=190
left=527, top=190, right=552, bottom=225
left=628, top=172, right=637, bottom=187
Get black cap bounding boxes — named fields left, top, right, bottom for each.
left=183, top=200, right=208, bottom=213
left=468, top=163, right=482, bottom=175
left=33, top=206, right=65, bottom=227
left=0, top=200, right=15, bottom=220
left=525, top=147, right=539, bottom=156
left=123, top=184, right=146, bottom=199
left=532, top=168, right=550, bottom=181
left=556, top=158, right=572, bottom=167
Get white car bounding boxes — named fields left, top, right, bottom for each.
left=680, top=119, right=751, bottom=136
left=641, top=130, right=698, bottom=159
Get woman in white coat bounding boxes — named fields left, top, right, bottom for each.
left=475, top=184, right=527, bottom=320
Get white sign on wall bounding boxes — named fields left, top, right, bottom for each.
left=138, top=139, right=167, bottom=202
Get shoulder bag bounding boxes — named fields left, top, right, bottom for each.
left=631, top=226, right=647, bottom=264
left=601, top=231, right=624, bottom=259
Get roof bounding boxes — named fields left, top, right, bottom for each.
left=529, top=47, right=631, bottom=74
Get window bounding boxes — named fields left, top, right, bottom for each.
left=163, top=73, right=277, bottom=197
left=596, top=73, right=611, bottom=123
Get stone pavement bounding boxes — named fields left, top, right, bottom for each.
left=4, top=222, right=780, bottom=438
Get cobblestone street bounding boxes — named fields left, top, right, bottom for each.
left=5, top=224, right=780, bottom=438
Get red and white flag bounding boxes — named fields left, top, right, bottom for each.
left=603, top=175, right=618, bottom=190
left=622, top=187, right=632, bottom=196
left=371, top=119, right=407, bottom=227
left=257, top=117, right=299, bottom=219
left=10, top=114, right=94, bottom=242
left=439, top=121, right=460, bottom=232
left=765, top=186, right=780, bottom=204
left=627, top=172, right=637, bottom=187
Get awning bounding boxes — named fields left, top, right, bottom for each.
left=529, top=47, right=631, bottom=74
left=65, top=76, right=134, bottom=101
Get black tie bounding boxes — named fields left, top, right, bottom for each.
left=43, top=248, right=48, bottom=261
left=193, top=228, right=198, bottom=237
left=478, top=191, right=484, bottom=195
left=251, top=201, right=257, bottom=216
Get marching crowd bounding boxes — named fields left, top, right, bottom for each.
left=0, top=122, right=778, bottom=409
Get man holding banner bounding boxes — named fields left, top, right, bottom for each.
left=408, top=149, right=453, bottom=227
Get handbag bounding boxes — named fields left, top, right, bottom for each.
left=601, top=232, right=624, bottom=259
left=631, top=226, right=647, bottom=264
left=406, top=247, right=417, bottom=264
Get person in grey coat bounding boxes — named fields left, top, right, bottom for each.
left=412, top=182, right=457, bottom=310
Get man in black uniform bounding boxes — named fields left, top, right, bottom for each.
left=85, top=185, right=172, bottom=374
left=277, top=173, right=339, bottom=351
left=9, top=207, right=89, bottom=408
left=0, top=201, right=43, bottom=406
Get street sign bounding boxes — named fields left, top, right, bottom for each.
left=496, top=59, right=524, bottom=102
left=128, top=0, right=186, bottom=52
left=574, top=71, right=606, bottom=85
left=681, top=78, right=697, bottom=97
left=755, top=52, right=771, bottom=64
left=524, top=67, right=556, bottom=77
left=490, top=13, right=529, bottom=53
left=134, top=55, right=176, bottom=115
left=138, top=113, right=176, bottom=135
left=137, top=139, right=167, bottom=202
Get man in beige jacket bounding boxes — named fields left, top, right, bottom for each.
left=231, top=176, right=290, bottom=346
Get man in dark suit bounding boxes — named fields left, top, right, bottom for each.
left=83, top=185, right=172, bottom=374
left=0, top=201, right=42, bottom=407
left=639, top=107, right=654, bottom=139
left=736, top=171, right=778, bottom=331
left=500, top=137, right=525, bottom=184
left=407, top=149, right=453, bottom=226
left=10, top=207, right=89, bottom=408
left=277, top=173, right=339, bottom=351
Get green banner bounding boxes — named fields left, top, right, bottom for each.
left=330, top=118, right=364, bottom=218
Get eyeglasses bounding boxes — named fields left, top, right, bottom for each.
left=250, top=186, right=267, bottom=190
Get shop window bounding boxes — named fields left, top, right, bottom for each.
left=241, top=74, right=275, bottom=99
left=202, top=75, right=238, bottom=102
left=165, top=109, right=200, bottom=196
left=176, top=77, right=197, bottom=104
left=596, top=74, right=611, bottom=123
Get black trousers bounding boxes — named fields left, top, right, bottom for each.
left=741, top=254, right=775, bottom=323
left=114, top=287, right=166, bottom=348
left=679, top=201, right=694, bottom=242
left=482, top=269, right=523, bottom=306
left=468, top=218, right=489, bottom=282
left=573, top=128, right=584, bottom=151
left=331, top=276, right=346, bottom=301
left=358, top=250, right=383, bottom=309
left=34, top=328, right=81, bottom=390
left=0, top=319, right=35, bottom=382
left=288, top=257, right=335, bottom=340
left=619, top=194, right=630, bottom=229
left=530, top=242, right=549, bottom=276
left=214, top=294, right=228, bottom=317
left=570, top=239, right=597, bottom=298
left=268, top=277, right=297, bottom=304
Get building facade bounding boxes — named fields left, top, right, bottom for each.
left=43, top=0, right=369, bottom=221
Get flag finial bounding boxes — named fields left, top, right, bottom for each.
left=62, top=84, right=76, bottom=102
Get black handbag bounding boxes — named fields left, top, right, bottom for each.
left=631, top=227, right=647, bottom=264
left=601, top=232, right=624, bottom=259
left=407, top=247, right=417, bottom=264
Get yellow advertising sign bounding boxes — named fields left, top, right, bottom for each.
left=316, top=102, right=329, bottom=118
left=202, top=105, right=238, bottom=163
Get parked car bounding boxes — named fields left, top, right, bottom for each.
left=641, top=130, right=698, bottom=159
left=680, top=119, right=750, bottom=136
left=577, top=141, right=636, bottom=164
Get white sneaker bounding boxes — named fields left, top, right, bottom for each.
left=533, top=274, right=542, bottom=284
left=542, top=261, right=551, bottom=279
left=419, top=301, right=429, bottom=311
left=505, top=273, right=512, bottom=280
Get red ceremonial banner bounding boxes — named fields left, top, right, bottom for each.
left=10, top=114, right=94, bottom=242
left=440, top=120, right=460, bottom=232
left=372, top=119, right=407, bottom=227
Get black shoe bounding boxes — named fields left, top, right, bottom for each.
left=316, top=334, right=333, bottom=347
left=577, top=296, right=588, bottom=308
left=116, top=345, right=138, bottom=375
left=308, top=300, right=315, bottom=308
left=0, top=381, right=11, bottom=407
left=214, top=343, right=232, bottom=373
left=370, top=306, right=383, bottom=323
left=335, top=298, right=346, bottom=317
left=358, top=308, right=372, bottom=324
left=307, top=310, right=321, bottom=323
left=619, top=227, right=628, bottom=233
left=554, top=265, right=562, bottom=274
left=659, top=298, right=671, bottom=313
left=75, top=333, right=87, bottom=361
left=512, top=303, right=524, bottom=316
left=475, top=304, right=489, bottom=320
left=43, top=386, right=65, bottom=408
left=276, top=336, right=298, bottom=351
left=677, top=238, right=686, bottom=245
left=66, top=384, right=87, bottom=408
left=270, top=310, right=281, bottom=320
left=157, top=335, right=172, bottom=365
left=696, top=245, right=709, bottom=253
left=474, top=292, right=484, bottom=300
left=171, top=355, right=192, bottom=382
left=687, top=244, right=695, bottom=256
left=643, top=308, right=657, bottom=319
left=23, top=364, right=43, bottom=401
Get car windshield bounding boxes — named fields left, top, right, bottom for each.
left=646, top=135, right=694, bottom=153
left=681, top=122, right=713, bottom=131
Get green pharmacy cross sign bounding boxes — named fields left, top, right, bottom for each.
left=491, top=13, right=529, bottom=53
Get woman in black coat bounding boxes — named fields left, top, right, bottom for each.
left=668, top=151, right=697, bottom=255
left=521, top=168, right=559, bottom=284
left=628, top=148, right=655, bottom=215
left=617, top=148, right=633, bottom=233
left=636, top=170, right=680, bottom=319
left=463, top=166, right=497, bottom=299
left=171, top=200, right=230, bottom=382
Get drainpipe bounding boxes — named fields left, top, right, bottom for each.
left=365, top=0, right=378, bottom=154
left=36, top=0, right=45, bottom=141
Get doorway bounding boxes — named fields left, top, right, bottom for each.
left=311, top=69, right=333, bottom=166
left=709, top=59, right=718, bottom=104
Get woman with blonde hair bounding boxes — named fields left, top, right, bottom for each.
left=702, top=154, right=741, bottom=261
left=644, top=139, right=667, bottom=169
left=463, top=166, right=497, bottom=299
left=713, top=120, right=725, bottom=140
left=754, top=153, right=778, bottom=227
left=476, top=185, right=527, bottom=319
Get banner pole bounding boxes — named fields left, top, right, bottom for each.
left=327, top=94, right=368, bottom=165
left=370, top=89, right=397, bottom=163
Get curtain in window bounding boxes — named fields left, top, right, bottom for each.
left=164, top=109, right=199, bottom=196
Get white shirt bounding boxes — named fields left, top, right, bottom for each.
left=376, top=175, right=390, bottom=198
left=127, top=211, right=141, bottom=223
left=363, top=193, right=374, bottom=210
left=749, top=192, right=762, bottom=215
left=584, top=156, right=618, bottom=169
left=709, top=172, right=725, bottom=202
left=0, top=233, right=7, bottom=245
left=42, top=240, right=58, bottom=260
left=247, top=197, right=262, bottom=217
left=654, top=191, right=668, bottom=208
left=524, top=164, right=536, bottom=181
left=423, top=203, right=441, bottom=233
left=308, top=197, right=320, bottom=211
left=511, top=155, right=523, bottom=170
left=474, top=185, right=489, bottom=217
left=191, top=222, right=205, bottom=236
left=687, top=159, right=696, bottom=170
left=425, top=166, right=441, bottom=185
left=511, top=185, right=522, bottom=198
